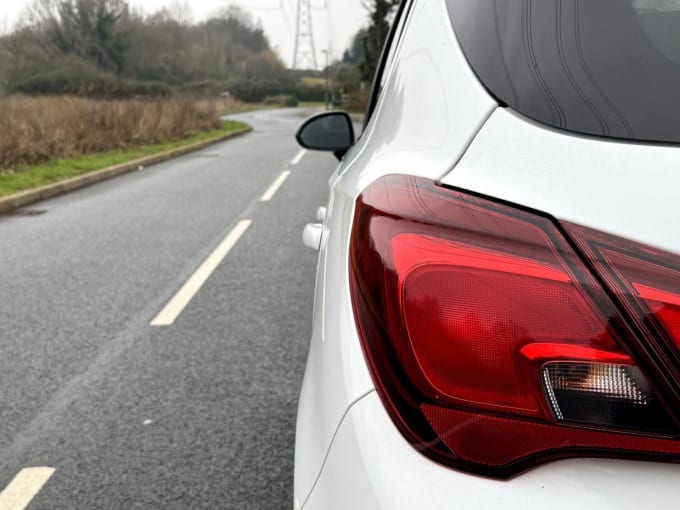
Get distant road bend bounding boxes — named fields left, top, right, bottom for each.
left=0, top=108, right=335, bottom=509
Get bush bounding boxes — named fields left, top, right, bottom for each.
left=228, top=79, right=324, bottom=103
left=292, top=83, right=326, bottom=102
left=343, top=89, right=370, bottom=113
left=0, top=96, right=226, bottom=171
left=227, top=80, right=290, bottom=103
left=9, top=57, right=173, bottom=99
left=11, top=71, right=172, bottom=99
left=263, top=95, right=299, bottom=107
left=177, top=80, right=229, bottom=97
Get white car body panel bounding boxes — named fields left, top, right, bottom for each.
left=295, top=0, right=680, bottom=508
left=294, top=190, right=375, bottom=509
left=305, top=392, right=680, bottom=510
left=441, top=108, right=680, bottom=255
left=294, top=0, right=496, bottom=505
left=335, top=0, right=497, bottom=197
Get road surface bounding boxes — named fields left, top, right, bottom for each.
left=0, top=108, right=336, bottom=509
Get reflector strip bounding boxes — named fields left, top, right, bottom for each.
left=391, top=234, right=570, bottom=283
left=634, top=283, right=680, bottom=307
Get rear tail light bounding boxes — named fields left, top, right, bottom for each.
left=566, top=223, right=680, bottom=392
left=349, top=175, right=680, bottom=478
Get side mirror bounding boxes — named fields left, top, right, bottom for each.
left=296, top=111, right=355, bottom=160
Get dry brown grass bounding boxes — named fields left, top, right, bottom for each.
left=0, top=96, right=245, bottom=171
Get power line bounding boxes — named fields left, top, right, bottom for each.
left=278, top=0, right=294, bottom=38
left=292, top=0, right=319, bottom=69
left=225, top=0, right=332, bottom=69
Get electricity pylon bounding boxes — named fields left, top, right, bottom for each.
left=292, top=0, right=319, bottom=70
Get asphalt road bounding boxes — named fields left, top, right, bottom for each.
left=0, top=108, right=336, bottom=509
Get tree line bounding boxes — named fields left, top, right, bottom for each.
left=0, top=0, right=400, bottom=105
left=0, top=0, right=320, bottom=101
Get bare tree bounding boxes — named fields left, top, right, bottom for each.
left=45, top=0, right=130, bottom=74
left=0, top=0, right=290, bottom=98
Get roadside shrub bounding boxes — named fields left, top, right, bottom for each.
left=292, top=83, right=326, bottom=102
left=11, top=71, right=172, bottom=99
left=177, top=80, right=229, bottom=97
left=0, top=96, right=229, bottom=171
left=228, top=80, right=290, bottom=103
left=263, top=95, right=299, bottom=107
left=227, top=78, right=326, bottom=104
left=343, top=89, right=370, bottom=113
left=195, top=96, right=244, bottom=116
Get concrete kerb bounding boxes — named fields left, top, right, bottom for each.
left=0, top=125, right=253, bottom=216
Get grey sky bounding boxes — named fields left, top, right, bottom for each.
left=0, top=0, right=368, bottom=68
left=633, top=0, right=680, bottom=8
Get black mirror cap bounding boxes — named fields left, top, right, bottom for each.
left=296, top=111, right=355, bottom=160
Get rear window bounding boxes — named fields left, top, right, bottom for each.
left=447, top=0, right=680, bottom=144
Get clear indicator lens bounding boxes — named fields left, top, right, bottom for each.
left=543, top=363, right=675, bottom=433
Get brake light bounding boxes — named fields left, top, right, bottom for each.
left=566, top=224, right=680, bottom=364
left=349, top=175, right=680, bottom=478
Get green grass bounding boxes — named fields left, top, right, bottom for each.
left=0, top=120, right=249, bottom=198
left=301, top=77, right=326, bottom=87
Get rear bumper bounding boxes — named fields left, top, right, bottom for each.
left=303, top=391, right=680, bottom=510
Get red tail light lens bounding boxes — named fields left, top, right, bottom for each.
left=349, top=175, right=680, bottom=478
left=566, top=224, right=680, bottom=369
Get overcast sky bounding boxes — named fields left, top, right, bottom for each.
left=0, top=0, right=367, bottom=68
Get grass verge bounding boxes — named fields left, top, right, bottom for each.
left=0, top=119, right=248, bottom=198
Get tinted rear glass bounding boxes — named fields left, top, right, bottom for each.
left=447, top=0, right=680, bottom=143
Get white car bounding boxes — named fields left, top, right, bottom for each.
left=293, top=0, right=680, bottom=508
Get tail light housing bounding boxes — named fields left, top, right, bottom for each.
left=349, top=175, right=680, bottom=478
